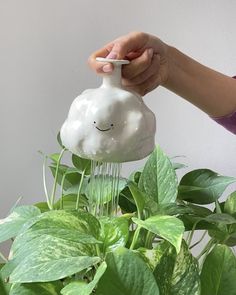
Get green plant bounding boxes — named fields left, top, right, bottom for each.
left=1, top=136, right=236, bottom=295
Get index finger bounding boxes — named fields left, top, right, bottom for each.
left=88, top=43, right=114, bottom=74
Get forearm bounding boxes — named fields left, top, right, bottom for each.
left=164, top=46, right=236, bottom=117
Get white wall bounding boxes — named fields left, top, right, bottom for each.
left=1, top=0, right=236, bottom=253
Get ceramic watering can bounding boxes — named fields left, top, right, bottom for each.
left=60, top=58, right=156, bottom=162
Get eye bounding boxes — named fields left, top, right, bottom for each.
left=94, top=121, right=96, bottom=124
left=110, top=124, right=114, bottom=127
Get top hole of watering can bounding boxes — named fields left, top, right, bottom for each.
left=96, top=57, right=130, bottom=65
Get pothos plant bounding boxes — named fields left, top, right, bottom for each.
left=1, top=135, right=236, bottom=295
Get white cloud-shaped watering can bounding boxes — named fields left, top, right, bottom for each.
left=60, top=58, right=156, bottom=163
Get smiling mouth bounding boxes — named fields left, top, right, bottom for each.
left=95, top=126, right=111, bottom=132
left=94, top=121, right=114, bottom=132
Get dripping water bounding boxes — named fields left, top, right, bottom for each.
left=88, top=160, right=122, bottom=217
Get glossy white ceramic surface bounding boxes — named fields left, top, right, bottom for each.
left=60, top=58, right=156, bottom=162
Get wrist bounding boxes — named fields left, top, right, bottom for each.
left=161, top=46, right=180, bottom=88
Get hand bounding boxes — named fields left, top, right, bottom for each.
left=88, top=31, right=170, bottom=96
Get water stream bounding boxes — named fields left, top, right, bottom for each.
left=88, top=161, right=122, bottom=217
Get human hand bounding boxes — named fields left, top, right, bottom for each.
left=88, top=31, right=170, bottom=96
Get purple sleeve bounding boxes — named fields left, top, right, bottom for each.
left=212, top=112, right=236, bottom=134
left=211, top=76, right=236, bottom=134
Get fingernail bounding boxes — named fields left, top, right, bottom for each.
left=147, top=48, right=153, bottom=57
left=106, top=52, right=118, bottom=59
left=102, top=64, right=113, bottom=73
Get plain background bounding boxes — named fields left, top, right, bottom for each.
left=0, top=0, right=236, bottom=255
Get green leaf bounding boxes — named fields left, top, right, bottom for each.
left=147, top=203, right=192, bottom=216
left=178, top=169, right=235, bottom=204
left=136, top=244, right=167, bottom=270
left=10, top=252, right=100, bottom=283
left=72, top=154, right=91, bottom=175
left=0, top=206, right=41, bottom=243
left=61, top=262, right=107, bottom=295
left=49, top=165, right=82, bottom=190
left=57, top=132, right=64, bottom=148
left=204, top=213, right=236, bottom=225
left=2, top=210, right=101, bottom=282
left=178, top=204, right=213, bottom=231
left=184, top=216, right=233, bottom=237
left=154, top=241, right=201, bottom=295
left=49, top=153, right=61, bottom=163
left=0, top=264, right=10, bottom=295
left=99, top=217, right=129, bottom=254
left=139, top=145, right=178, bottom=204
left=153, top=242, right=176, bottom=293
left=3, top=235, right=94, bottom=282
left=63, top=179, right=88, bottom=196
left=137, top=193, right=192, bottom=217
left=32, top=210, right=99, bottom=237
left=10, top=281, right=63, bottom=295
left=208, top=227, right=229, bottom=243
left=224, top=191, right=236, bottom=215
left=128, top=182, right=145, bottom=218
left=12, top=210, right=101, bottom=254
left=34, top=202, right=50, bottom=213
left=13, top=228, right=101, bottom=249
left=225, top=224, right=236, bottom=246
left=129, top=170, right=142, bottom=184
left=180, top=216, right=214, bottom=232
left=132, top=215, right=184, bottom=253
left=203, top=213, right=236, bottom=243
left=54, top=194, right=88, bottom=210
left=186, top=204, right=212, bottom=217
left=96, top=247, right=159, bottom=295
left=119, top=187, right=137, bottom=213
left=86, top=177, right=127, bottom=204
left=201, top=245, right=236, bottom=295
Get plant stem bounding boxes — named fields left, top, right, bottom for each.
left=130, top=226, right=141, bottom=250
left=215, top=200, right=222, bottom=213
left=145, top=231, right=154, bottom=248
left=185, top=230, right=191, bottom=242
left=189, top=230, right=207, bottom=249
left=199, top=240, right=216, bottom=269
left=187, top=221, right=199, bottom=248
left=95, top=244, right=101, bottom=257
left=43, top=155, right=52, bottom=210
left=60, top=173, right=67, bottom=199
left=0, top=250, right=8, bottom=263
left=60, top=172, right=68, bottom=210
left=196, top=238, right=215, bottom=260
left=76, top=170, right=85, bottom=210
left=50, top=148, right=66, bottom=209
left=9, top=196, right=23, bottom=213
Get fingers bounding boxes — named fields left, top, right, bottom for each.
left=88, top=44, right=114, bottom=74
left=88, top=31, right=149, bottom=74
left=87, top=32, right=168, bottom=97
left=122, top=53, right=161, bottom=92
left=128, top=54, right=161, bottom=85
left=106, top=31, right=149, bottom=59
left=125, top=73, right=162, bottom=96
left=123, top=49, right=159, bottom=81
left=122, top=54, right=162, bottom=96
